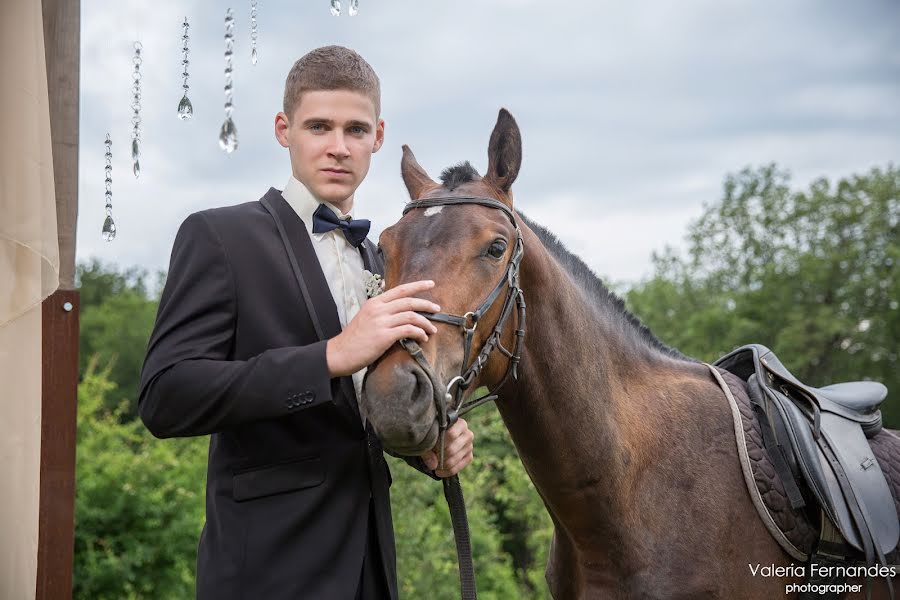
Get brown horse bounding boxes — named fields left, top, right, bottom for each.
left=361, top=109, right=897, bottom=599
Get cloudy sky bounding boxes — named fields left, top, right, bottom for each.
left=78, top=0, right=900, bottom=288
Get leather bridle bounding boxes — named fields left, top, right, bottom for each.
left=397, top=195, right=527, bottom=468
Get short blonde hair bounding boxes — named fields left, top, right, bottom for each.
left=283, top=45, right=381, bottom=119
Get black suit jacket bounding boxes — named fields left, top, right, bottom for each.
left=139, top=187, right=410, bottom=599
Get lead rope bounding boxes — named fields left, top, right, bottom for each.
left=444, top=474, right=477, bottom=599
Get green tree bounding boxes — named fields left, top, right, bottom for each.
left=76, top=259, right=162, bottom=418
left=627, top=164, right=899, bottom=427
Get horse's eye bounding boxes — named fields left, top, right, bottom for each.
left=487, top=240, right=507, bottom=259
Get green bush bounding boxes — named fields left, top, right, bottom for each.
left=73, top=361, right=208, bottom=599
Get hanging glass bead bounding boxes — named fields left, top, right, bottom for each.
left=330, top=0, right=341, bottom=16
left=102, top=134, right=117, bottom=242
left=250, top=1, right=259, bottom=65
left=219, top=8, right=239, bottom=153
left=349, top=0, right=359, bottom=16
left=131, top=41, right=142, bottom=177
left=178, top=17, right=193, bottom=120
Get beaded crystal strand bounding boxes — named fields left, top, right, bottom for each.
left=218, top=9, right=238, bottom=153
left=250, top=1, right=259, bottom=65
left=130, top=42, right=142, bottom=177
left=177, top=18, right=193, bottom=120
left=101, top=134, right=116, bottom=242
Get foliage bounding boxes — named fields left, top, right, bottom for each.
left=626, top=164, right=899, bottom=427
left=76, top=259, right=162, bottom=419
left=73, top=361, right=208, bottom=599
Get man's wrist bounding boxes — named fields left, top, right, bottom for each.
left=326, top=337, right=349, bottom=377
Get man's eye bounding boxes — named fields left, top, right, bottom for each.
left=350, top=126, right=365, bottom=134
left=487, top=241, right=507, bottom=259
left=310, top=123, right=325, bottom=132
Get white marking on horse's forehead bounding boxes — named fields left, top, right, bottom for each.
left=424, top=206, right=444, bottom=217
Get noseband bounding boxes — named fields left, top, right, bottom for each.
left=398, top=195, right=527, bottom=467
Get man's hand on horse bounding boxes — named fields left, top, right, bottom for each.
left=421, top=418, right=475, bottom=478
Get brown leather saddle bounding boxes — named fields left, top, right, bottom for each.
left=714, top=344, right=898, bottom=596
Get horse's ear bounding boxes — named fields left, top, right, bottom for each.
left=401, top=144, right=437, bottom=200
left=484, top=108, right=522, bottom=194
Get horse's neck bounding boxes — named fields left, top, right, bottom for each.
left=495, top=228, right=704, bottom=552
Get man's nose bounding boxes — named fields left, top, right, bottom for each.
left=327, top=132, right=351, bottom=159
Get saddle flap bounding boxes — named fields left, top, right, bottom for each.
left=819, top=413, right=900, bottom=556
left=767, top=389, right=862, bottom=549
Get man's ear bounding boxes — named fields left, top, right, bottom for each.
left=274, top=111, right=290, bottom=148
left=372, top=117, right=386, bottom=153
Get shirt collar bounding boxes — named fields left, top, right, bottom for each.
left=282, top=175, right=354, bottom=239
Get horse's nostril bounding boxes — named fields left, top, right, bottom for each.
left=410, top=367, right=427, bottom=411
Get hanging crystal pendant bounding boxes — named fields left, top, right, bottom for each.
left=102, top=214, right=117, bottom=241
left=178, top=95, right=193, bottom=120
left=102, top=134, right=117, bottom=242
left=177, top=17, right=194, bottom=120
left=219, top=9, right=239, bottom=153
left=219, top=118, right=238, bottom=153
left=131, top=41, right=142, bottom=177
left=250, top=1, right=259, bottom=65
left=330, top=0, right=341, bottom=16
left=131, top=138, right=140, bottom=179
left=349, top=0, right=359, bottom=16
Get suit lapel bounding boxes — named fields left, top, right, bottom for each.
left=260, top=188, right=362, bottom=425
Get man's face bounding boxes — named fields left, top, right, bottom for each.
left=275, top=89, right=385, bottom=206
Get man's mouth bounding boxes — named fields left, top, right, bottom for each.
left=322, top=168, right=351, bottom=176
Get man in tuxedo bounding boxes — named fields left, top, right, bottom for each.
left=138, top=45, right=475, bottom=599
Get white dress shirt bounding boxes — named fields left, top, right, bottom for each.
left=281, top=175, right=369, bottom=423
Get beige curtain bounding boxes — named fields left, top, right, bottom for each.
left=0, top=0, right=60, bottom=596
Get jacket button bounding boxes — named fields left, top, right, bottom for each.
left=300, top=390, right=315, bottom=404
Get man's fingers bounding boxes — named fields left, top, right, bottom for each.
left=442, top=428, right=474, bottom=460
left=379, top=280, right=436, bottom=303
left=420, top=450, right=438, bottom=470
left=389, top=311, right=438, bottom=335
left=383, top=296, right=441, bottom=316
left=393, top=325, right=429, bottom=344
left=436, top=451, right=474, bottom=478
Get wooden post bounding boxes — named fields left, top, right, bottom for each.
left=38, top=0, right=80, bottom=597
left=37, top=292, right=79, bottom=599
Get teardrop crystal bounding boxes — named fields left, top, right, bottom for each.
left=219, top=117, right=238, bottom=153
left=349, top=0, right=359, bottom=16
left=131, top=138, right=139, bottom=160
left=102, top=215, right=117, bottom=241
left=177, top=94, right=194, bottom=120
left=133, top=159, right=140, bottom=178
left=251, top=47, right=258, bottom=65
left=330, top=0, right=341, bottom=16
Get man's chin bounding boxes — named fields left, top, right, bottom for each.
left=310, top=181, right=357, bottom=205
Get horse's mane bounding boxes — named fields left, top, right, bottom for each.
left=516, top=213, right=693, bottom=362
left=435, top=162, right=691, bottom=362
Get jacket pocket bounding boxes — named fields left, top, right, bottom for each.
left=232, top=456, right=324, bottom=502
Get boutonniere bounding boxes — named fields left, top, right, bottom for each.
left=363, top=270, right=385, bottom=299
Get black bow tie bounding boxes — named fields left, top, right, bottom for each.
left=311, top=203, right=371, bottom=248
